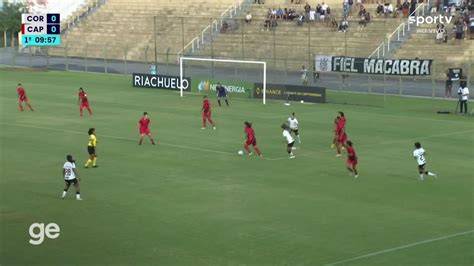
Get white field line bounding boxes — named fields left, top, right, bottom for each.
left=325, top=229, right=474, bottom=266
left=3, top=123, right=246, bottom=157
left=2, top=123, right=473, bottom=161
left=0, top=123, right=474, bottom=161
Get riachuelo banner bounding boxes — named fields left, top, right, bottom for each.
left=132, top=73, right=191, bottom=90
left=191, top=78, right=253, bottom=98
left=315, top=56, right=433, bottom=76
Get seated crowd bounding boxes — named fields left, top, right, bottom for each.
left=259, top=2, right=334, bottom=30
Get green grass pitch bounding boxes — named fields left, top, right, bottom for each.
left=0, top=68, right=472, bottom=265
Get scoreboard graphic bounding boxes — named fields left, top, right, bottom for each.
left=21, top=13, right=61, bottom=46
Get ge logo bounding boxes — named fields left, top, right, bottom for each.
left=28, top=223, right=60, bottom=245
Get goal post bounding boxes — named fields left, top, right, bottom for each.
left=179, top=57, right=267, bottom=104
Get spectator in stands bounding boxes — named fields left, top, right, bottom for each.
left=301, top=65, right=309, bottom=86
left=221, top=21, right=229, bottom=33
left=402, top=0, right=410, bottom=17
left=321, top=2, right=329, bottom=14
left=271, top=8, right=277, bottom=18
left=263, top=18, right=271, bottom=31
left=309, top=8, right=316, bottom=23
left=267, top=8, right=272, bottom=18
left=436, top=23, right=445, bottom=44
left=315, top=4, right=321, bottom=21
left=288, top=9, right=298, bottom=20
left=283, top=8, right=289, bottom=20
left=470, top=17, right=474, bottom=40
left=445, top=69, right=453, bottom=98
left=149, top=62, right=157, bottom=75
left=463, top=19, right=468, bottom=40
left=358, top=5, right=366, bottom=17
left=449, top=5, right=456, bottom=16
left=331, top=17, right=339, bottom=31
left=254, top=0, right=263, bottom=4
left=384, top=3, right=394, bottom=16
left=326, top=7, right=332, bottom=24
left=339, top=17, right=349, bottom=32
left=320, top=3, right=329, bottom=23
left=304, top=2, right=311, bottom=22
left=454, top=19, right=464, bottom=45
left=343, top=0, right=350, bottom=17
left=245, top=11, right=252, bottom=24
left=348, top=0, right=354, bottom=15
left=376, top=2, right=384, bottom=16
left=358, top=10, right=368, bottom=29
left=297, top=13, right=305, bottom=26
left=270, top=17, right=278, bottom=29
left=276, top=7, right=284, bottom=19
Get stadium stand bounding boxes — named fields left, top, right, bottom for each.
left=49, top=0, right=240, bottom=62
left=197, top=2, right=403, bottom=69
left=393, top=19, right=474, bottom=79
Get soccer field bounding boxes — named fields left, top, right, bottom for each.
left=0, top=68, right=472, bottom=265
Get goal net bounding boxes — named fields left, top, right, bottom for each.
left=179, top=57, right=267, bottom=104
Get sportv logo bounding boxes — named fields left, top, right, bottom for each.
left=408, top=15, right=452, bottom=26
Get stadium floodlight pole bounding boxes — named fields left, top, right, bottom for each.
left=179, top=57, right=267, bottom=104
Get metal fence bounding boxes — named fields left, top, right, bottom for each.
left=1, top=45, right=471, bottom=106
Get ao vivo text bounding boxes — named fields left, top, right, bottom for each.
left=28, top=223, right=60, bottom=245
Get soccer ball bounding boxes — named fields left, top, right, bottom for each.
left=238, top=150, right=244, bottom=155
left=300, top=100, right=304, bottom=103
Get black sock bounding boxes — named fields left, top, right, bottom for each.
left=218, top=100, right=221, bottom=106
left=225, top=99, right=229, bottom=106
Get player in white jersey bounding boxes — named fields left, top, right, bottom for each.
left=281, top=124, right=296, bottom=158
left=287, top=112, right=301, bottom=144
left=62, top=155, right=82, bottom=200
left=413, top=142, right=436, bottom=180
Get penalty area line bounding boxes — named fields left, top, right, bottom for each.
left=324, top=229, right=474, bottom=266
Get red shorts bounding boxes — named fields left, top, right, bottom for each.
left=203, top=111, right=211, bottom=119
left=80, top=102, right=89, bottom=108
left=347, top=160, right=357, bottom=168
left=337, top=134, right=347, bottom=144
left=19, top=97, right=28, bottom=102
left=246, top=139, right=256, bottom=146
left=139, top=128, right=150, bottom=135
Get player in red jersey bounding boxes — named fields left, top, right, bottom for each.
left=78, top=87, right=93, bottom=117
left=17, top=83, right=34, bottom=112
left=337, top=111, right=346, bottom=129
left=332, top=112, right=346, bottom=148
left=331, top=117, right=340, bottom=149
left=346, top=141, right=358, bottom=178
left=336, top=125, right=347, bottom=157
left=201, top=95, right=216, bottom=130
left=244, top=121, right=262, bottom=157
left=138, top=112, right=156, bottom=145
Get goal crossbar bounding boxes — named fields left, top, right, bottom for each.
left=179, top=57, right=267, bottom=104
